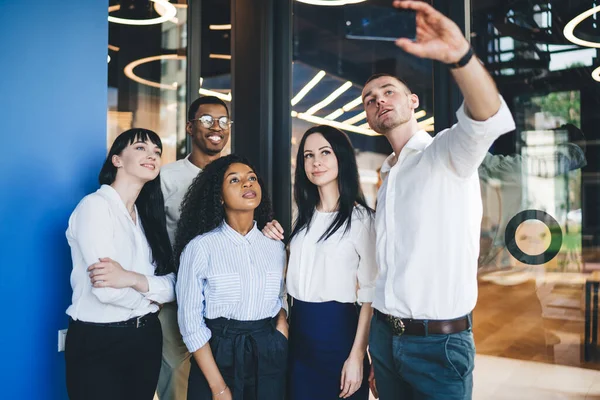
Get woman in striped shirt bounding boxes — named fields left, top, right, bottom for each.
left=174, top=154, right=288, bottom=400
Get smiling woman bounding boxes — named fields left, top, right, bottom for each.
left=64, top=128, right=175, bottom=400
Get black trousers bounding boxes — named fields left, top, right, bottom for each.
left=65, top=314, right=162, bottom=400
left=188, top=317, right=287, bottom=400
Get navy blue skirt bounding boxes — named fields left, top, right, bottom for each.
left=288, top=298, right=369, bottom=400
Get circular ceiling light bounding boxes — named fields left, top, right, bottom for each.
left=108, top=0, right=177, bottom=26
left=563, top=5, right=600, bottom=48
left=154, top=1, right=187, bottom=24
left=592, top=66, right=600, bottom=82
left=296, top=0, right=366, bottom=6
left=124, top=54, right=185, bottom=90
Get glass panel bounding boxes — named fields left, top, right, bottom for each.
left=472, top=0, right=600, bottom=387
left=107, top=1, right=188, bottom=164
left=291, top=1, right=434, bottom=211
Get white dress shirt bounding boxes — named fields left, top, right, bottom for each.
left=374, top=97, right=516, bottom=320
left=177, top=222, right=287, bottom=352
left=160, top=155, right=202, bottom=244
left=66, top=185, right=176, bottom=323
left=287, top=206, right=377, bottom=304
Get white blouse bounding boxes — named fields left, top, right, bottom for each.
left=287, top=206, right=377, bottom=304
left=65, top=185, right=175, bottom=323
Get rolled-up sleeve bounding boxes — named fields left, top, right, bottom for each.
left=355, top=214, right=377, bottom=304
left=71, top=196, right=150, bottom=309
left=278, top=246, right=289, bottom=316
left=435, top=95, right=516, bottom=178
left=177, top=241, right=212, bottom=352
left=145, top=273, right=176, bottom=304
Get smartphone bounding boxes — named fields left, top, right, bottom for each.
left=344, top=2, right=416, bottom=42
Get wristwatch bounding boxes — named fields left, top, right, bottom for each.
left=447, top=47, right=474, bottom=69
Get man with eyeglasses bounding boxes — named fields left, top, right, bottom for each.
left=157, top=96, right=232, bottom=400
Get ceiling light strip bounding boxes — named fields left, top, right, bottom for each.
left=296, top=112, right=379, bottom=136
left=418, top=116, right=434, bottom=126
left=304, top=81, right=353, bottom=115
left=325, top=109, right=344, bottom=120
left=291, top=70, right=326, bottom=106
left=414, top=110, right=427, bottom=120
left=343, top=111, right=366, bottom=125
left=199, top=88, right=232, bottom=102
left=296, top=0, right=367, bottom=6
left=209, top=54, right=232, bottom=60
left=342, top=96, right=363, bottom=111
left=210, top=24, right=232, bottom=30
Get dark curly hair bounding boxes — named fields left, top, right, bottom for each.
left=173, top=154, right=274, bottom=269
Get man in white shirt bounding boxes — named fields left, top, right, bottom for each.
left=363, top=2, right=515, bottom=399
left=157, top=96, right=231, bottom=400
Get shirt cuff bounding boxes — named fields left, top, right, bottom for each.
left=143, top=273, right=176, bottom=303
left=279, top=296, right=289, bottom=317
left=455, top=95, right=516, bottom=139
left=357, top=287, right=375, bottom=304
left=182, top=326, right=212, bottom=353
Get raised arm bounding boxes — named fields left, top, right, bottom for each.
left=393, top=0, right=515, bottom=177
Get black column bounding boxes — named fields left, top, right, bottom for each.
left=271, top=0, right=293, bottom=233
left=186, top=0, right=202, bottom=155
left=231, top=0, right=292, bottom=232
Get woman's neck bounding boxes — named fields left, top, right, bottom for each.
left=110, top=176, right=144, bottom=213
left=225, top=211, right=255, bottom=236
left=316, top=181, right=340, bottom=212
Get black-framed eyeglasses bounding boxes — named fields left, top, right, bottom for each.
left=190, top=114, right=233, bottom=130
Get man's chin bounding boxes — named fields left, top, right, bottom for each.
left=204, top=147, right=222, bottom=156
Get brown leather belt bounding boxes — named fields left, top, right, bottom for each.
left=374, top=309, right=470, bottom=336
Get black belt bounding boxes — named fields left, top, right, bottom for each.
left=374, top=309, right=470, bottom=336
left=71, top=312, right=159, bottom=329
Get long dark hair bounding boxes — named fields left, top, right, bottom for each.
left=290, top=125, right=373, bottom=242
left=174, top=154, right=274, bottom=268
left=99, top=128, right=174, bottom=276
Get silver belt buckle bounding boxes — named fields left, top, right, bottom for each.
left=387, top=315, right=405, bottom=336
left=136, top=316, right=142, bottom=328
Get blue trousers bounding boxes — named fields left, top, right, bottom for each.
left=369, top=314, right=475, bottom=400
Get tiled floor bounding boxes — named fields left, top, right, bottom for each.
left=473, top=354, right=600, bottom=399
left=366, top=355, right=600, bottom=399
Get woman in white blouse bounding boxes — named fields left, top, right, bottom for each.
left=65, top=128, right=176, bottom=400
left=264, top=125, right=377, bottom=400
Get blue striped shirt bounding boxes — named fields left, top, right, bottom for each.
left=176, top=221, right=287, bottom=353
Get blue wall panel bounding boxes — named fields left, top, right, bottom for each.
left=0, top=1, right=108, bottom=398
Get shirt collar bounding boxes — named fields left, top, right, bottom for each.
left=184, top=154, right=202, bottom=174
left=380, top=130, right=433, bottom=178
left=97, top=184, right=137, bottom=220
left=219, top=220, right=260, bottom=246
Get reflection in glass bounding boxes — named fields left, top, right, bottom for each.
left=107, top=1, right=188, bottom=164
